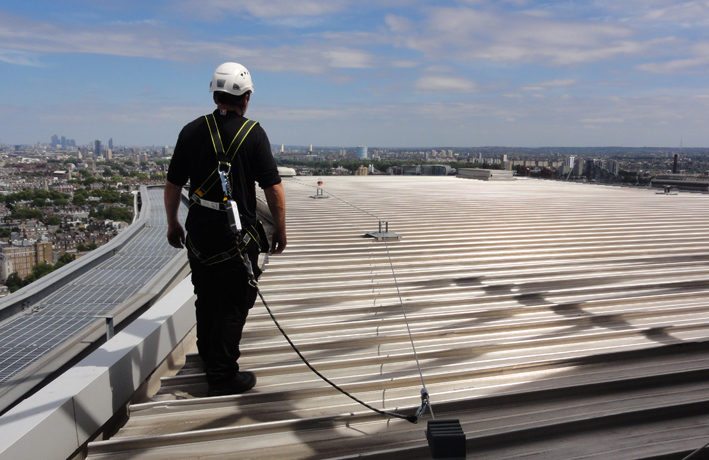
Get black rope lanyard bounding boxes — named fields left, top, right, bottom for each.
left=255, top=287, right=426, bottom=424
left=229, top=178, right=433, bottom=424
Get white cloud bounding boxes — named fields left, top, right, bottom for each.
left=539, top=79, right=578, bottom=87
left=255, top=106, right=351, bottom=121
left=523, top=79, right=577, bottom=91
left=637, top=57, right=708, bottom=73
left=580, top=117, right=625, bottom=123
left=387, top=6, right=663, bottom=66
left=0, top=48, right=42, bottom=67
left=391, top=60, right=419, bottom=68
left=638, top=1, right=709, bottom=26
left=384, top=14, right=413, bottom=34
left=322, top=48, right=373, bottom=68
left=177, top=0, right=350, bottom=19
left=0, top=14, right=374, bottom=75
left=415, top=75, right=478, bottom=93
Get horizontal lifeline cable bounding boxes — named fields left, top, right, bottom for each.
left=259, top=178, right=434, bottom=420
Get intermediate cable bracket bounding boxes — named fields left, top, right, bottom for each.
left=364, top=220, right=402, bottom=241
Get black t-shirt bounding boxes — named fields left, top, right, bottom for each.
left=167, top=109, right=280, bottom=258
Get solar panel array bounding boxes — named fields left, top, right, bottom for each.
left=0, top=188, right=187, bottom=387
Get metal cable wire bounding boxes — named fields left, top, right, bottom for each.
left=258, top=178, right=434, bottom=420
left=382, top=236, right=435, bottom=420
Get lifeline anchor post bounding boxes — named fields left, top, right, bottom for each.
left=310, top=180, right=330, bottom=199
left=309, top=187, right=329, bottom=199
left=426, top=419, right=466, bottom=459
left=364, top=220, right=401, bottom=241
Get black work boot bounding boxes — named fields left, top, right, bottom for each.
left=207, top=371, right=257, bottom=397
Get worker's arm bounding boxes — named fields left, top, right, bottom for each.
left=164, top=180, right=186, bottom=249
left=263, top=182, right=286, bottom=254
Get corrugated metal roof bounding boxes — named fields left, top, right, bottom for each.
left=88, top=176, right=709, bottom=459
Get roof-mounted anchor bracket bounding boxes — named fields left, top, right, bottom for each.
left=309, top=187, right=329, bottom=199
left=656, top=185, right=678, bottom=195
left=364, top=220, right=402, bottom=241
left=426, top=418, right=466, bottom=459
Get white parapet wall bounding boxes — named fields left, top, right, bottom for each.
left=0, top=277, right=196, bottom=460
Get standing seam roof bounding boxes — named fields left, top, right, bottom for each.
left=88, top=176, right=709, bottom=460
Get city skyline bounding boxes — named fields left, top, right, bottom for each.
left=2, top=1, right=709, bottom=148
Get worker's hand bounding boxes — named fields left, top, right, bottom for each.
left=271, top=228, right=287, bottom=254
left=167, top=223, right=186, bottom=249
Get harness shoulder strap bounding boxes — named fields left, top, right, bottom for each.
left=191, top=115, right=259, bottom=204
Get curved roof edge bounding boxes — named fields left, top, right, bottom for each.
left=0, top=277, right=195, bottom=460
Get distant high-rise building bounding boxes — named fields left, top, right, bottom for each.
left=94, top=140, right=101, bottom=156
left=356, top=146, right=368, bottom=160
left=51, top=134, right=59, bottom=146
left=281, top=144, right=284, bottom=153
left=109, top=138, right=114, bottom=150
left=566, top=156, right=576, bottom=169
left=572, top=159, right=583, bottom=176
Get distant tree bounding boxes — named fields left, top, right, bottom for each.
left=72, top=191, right=88, bottom=206
left=92, top=206, right=133, bottom=223
left=45, top=216, right=62, bottom=226
left=55, top=253, right=74, bottom=269
left=32, top=262, right=54, bottom=279
left=88, top=242, right=98, bottom=250
left=77, top=244, right=88, bottom=252
left=22, top=273, right=36, bottom=286
left=11, top=208, right=43, bottom=220
left=5, top=272, right=22, bottom=292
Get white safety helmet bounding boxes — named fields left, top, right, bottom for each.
left=209, top=62, right=254, bottom=96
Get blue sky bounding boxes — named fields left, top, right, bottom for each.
left=1, top=0, right=709, bottom=148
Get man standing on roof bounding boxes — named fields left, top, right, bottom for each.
left=164, top=62, right=286, bottom=397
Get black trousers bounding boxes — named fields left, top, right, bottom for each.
left=189, top=244, right=260, bottom=386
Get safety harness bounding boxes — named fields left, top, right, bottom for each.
left=189, top=119, right=434, bottom=427
left=186, top=113, right=264, bottom=270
